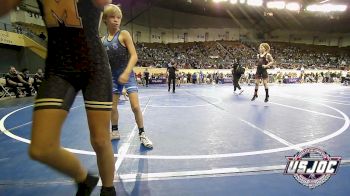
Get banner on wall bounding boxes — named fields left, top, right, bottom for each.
left=219, top=78, right=233, bottom=83
left=149, top=78, right=166, bottom=84
left=283, top=78, right=300, bottom=83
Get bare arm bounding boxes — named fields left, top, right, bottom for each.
left=17, top=75, right=29, bottom=85
left=0, top=0, right=21, bottom=17
left=121, top=30, right=138, bottom=75
left=264, top=53, right=275, bottom=68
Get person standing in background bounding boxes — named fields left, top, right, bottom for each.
left=144, top=68, right=150, bottom=87
left=232, top=59, right=244, bottom=95
left=167, top=59, right=177, bottom=93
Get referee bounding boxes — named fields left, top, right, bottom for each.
left=167, top=59, right=178, bottom=93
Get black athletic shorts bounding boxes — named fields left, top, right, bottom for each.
left=34, top=67, right=112, bottom=111
left=255, top=69, right=268, bottom=79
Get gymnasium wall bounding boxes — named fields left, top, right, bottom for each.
left=18, top=47, right=45, bottom=72
left=100, top=5, right=348, bottom=46
left=105, top=20, right=348, bottom=47
left=0, top=44, right=44, bottom=74
left=129, top=6, right=247, bottom=29
left=14, top=1, right=348, bottom=47
left=0, top=45, right=20, bottom=73
left=266, top=30, right=347, bottom=47
left=99, top=5, right=259, bottom=43
left=0, top=15, right=11, bottom=25
left=10, top=10, right=44, bottom=26
left=100, top=24, right=257, bottom=43
left=341, top=34, right=350, bottom=47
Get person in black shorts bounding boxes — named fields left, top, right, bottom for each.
left=167, top=59, right=177, bottom=93
left=1, top=1, right=116, bottom=195
left=144, top=68, right=150, bottom=87
left=251, top=43, right=274, bottom=102
left=232, top=58, right=244, bottom=95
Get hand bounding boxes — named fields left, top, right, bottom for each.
left=118, top=72, right=130, bottom=84
left=17, top=83, right=23, bottom=87
left=263, top=65, right=269, bottom=69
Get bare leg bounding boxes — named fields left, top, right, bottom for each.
left=86, top=110, right=115, bottom=187
left=263, top=78, right=269, bottom=102
left=251, top=79, right=259, bottom=101
left=128, top=92, right=153, bottom=148
left=29, top=109, right=87, bottom=183
left=111, top=94, right=120, bottom=127
left=128, top=92, right=143, bottom=129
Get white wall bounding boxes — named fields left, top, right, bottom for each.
left=341, top=34, right=350, bottom=47
left=101, top=21, right=350, bottom=47
left=103, top=24, right=252, bottom=44
left=265, top=30, right=349, bottom=47
left=329, top=36, right=340, bottom=47
left=10, top=10, right=44, bottom=26
left=22, top=0, right=39, bottom=9
left=0, top=14, right=11, bottom=24
left=133, top=7, right=248, bottom=29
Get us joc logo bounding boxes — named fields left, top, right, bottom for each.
left=284, top=147, right=341, bottom=189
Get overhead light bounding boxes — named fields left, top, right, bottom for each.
left=306, top=4, right=347, bottom=12
left=306, top=4, right=321, bottom=12
left=239, top=0, right=246, bottom=4
left=266, top=1, right=286, bottom=10
left=247, top=0, right=263, bottom=7
left=286, top=2, right=300, bottom=11
left=230, top=0, right=238, bottom=4
left=329, top=4, right=347, bottom=12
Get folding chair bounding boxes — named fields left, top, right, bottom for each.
left=0, top=78, right=13, bottom=98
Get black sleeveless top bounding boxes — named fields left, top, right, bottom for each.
left=37, top=0, right=109, bottom=74
left=257, top=53, right=269, bottom=72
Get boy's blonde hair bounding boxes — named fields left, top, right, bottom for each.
left=260, top=43, right=270, bottom=52
left=103, top=4, right=122, bottom=22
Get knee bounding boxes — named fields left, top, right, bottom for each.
left=131, top=105, right=141, bottom=114
left=28, top=144, right=56, bottom=162
left=90, top=136, right=110, bottom=152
